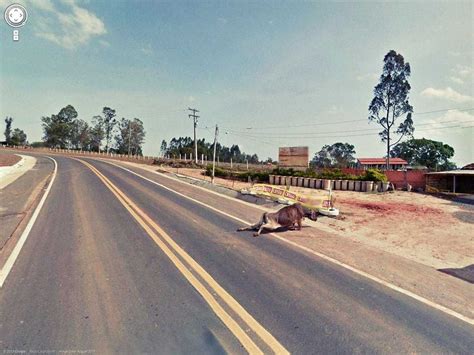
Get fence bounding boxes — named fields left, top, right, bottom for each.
left=0, top=145, right=274, bottom=171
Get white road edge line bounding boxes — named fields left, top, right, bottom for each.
left=98, top=159, right=474, bottom=327
left=0, top=156, right=58, bottom=288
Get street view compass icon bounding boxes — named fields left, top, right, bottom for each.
left=4, top=3, right=28, bottom=41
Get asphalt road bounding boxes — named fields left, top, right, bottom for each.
left=1, top=155, right=473, bottom=354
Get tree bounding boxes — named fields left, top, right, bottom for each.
left=4, top=117, right=13, bottom=144
left=90, top=116, right=104, bottom=152
left=10, top=128, right=27, bottom=146
left=70, top=119, right=91, bottom=150
left=100, top=107, right=117, bottom=153
left=160, top=140, right=168, bottom=157
left=369, top=50, right=414, bottom=169
left=311, top=142, right=356, bottom=168
left=114, top=117, right=146, bottom=155
left=161, top=136, right=259, bottom=163
left=390, top=138, right=456, bottom=171
left=41, top=105, right=78, bottom=148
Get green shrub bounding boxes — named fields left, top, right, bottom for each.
left=358, top=168, right=387, bottom=182
left=204, top=165, right=270, bottom=182
left=316, top=168, right=357, bottom=180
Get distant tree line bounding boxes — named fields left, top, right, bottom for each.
left=3, top=117, right=27, bottom=146
left=40, top=105, right=146, bottom=155
left=309, top=139, right=455, bottom=171
left=160, top=136, right=260, bottom=164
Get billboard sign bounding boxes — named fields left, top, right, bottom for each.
left=278, top=146, right=309, bottom=167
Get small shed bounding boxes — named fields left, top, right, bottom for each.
left=425, top=170, right=474, bottom=193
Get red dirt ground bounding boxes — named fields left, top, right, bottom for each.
left=0, top=154, right=21, bottom=167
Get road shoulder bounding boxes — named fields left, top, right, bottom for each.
left=0, top=155, right=54, bottom=270
left=103, top=158, right=474, bottom=323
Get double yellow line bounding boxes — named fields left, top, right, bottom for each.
left=76, top=159, right=289, bottom=354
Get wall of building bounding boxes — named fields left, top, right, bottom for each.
left=342, top=168, right=426, bottom=190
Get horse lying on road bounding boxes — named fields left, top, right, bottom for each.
left=237, top=203, right=317, bottom=237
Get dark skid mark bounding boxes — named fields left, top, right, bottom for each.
left=438, top=264, right=474, bottom=284
left=202, top=328, right=228, bottom=355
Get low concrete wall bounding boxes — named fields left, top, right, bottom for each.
left=269, top=174, right=387, bottom=192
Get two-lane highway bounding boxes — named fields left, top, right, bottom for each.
left=1, top=155, right=473, bottom=353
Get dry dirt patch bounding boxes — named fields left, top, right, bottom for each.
left=0, top=154, right=21, bottom=167
left=306, top=190, right=474, bottom=269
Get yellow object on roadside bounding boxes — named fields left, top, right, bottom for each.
left=241, top=184, right=339, bottom=216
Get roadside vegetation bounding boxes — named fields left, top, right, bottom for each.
left=204, top=165, right=388, bottom=183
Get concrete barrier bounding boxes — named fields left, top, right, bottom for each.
left=347, top=180, right=354, bottom=190
left=354, top=180, right=361, bottom=191
left=298, top=177, right=304, bottom=187
left=322, top=179, right=331, bottom=190
left=304, top=178, right=310, bottom=188
left=365, top=181, right=374, bottom=192
left=269, top=175, right=275, bottom=185
left=341, top=180, right=348, bottom=190
left=377, top=181, right=383, bottom=192
left=335, top=180, right=342, bottom=190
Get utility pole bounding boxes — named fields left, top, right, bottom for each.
left=188, top=108, right=199, bottom=164
left=128, top=121, right=132, bottom=156
left=211, top=124, right=219, bottom=184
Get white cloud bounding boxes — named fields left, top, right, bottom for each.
left=420, top=87, right=474, bottom=103
left=424, top=109, right=474, bottom=127
left=449, top=76, right=464, bottom=84
left=453, top=64, right=472, bottom=77
left=30, top=0, right=107, bottom=50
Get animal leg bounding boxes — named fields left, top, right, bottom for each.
left=237, top=222, right=260, bottom=232
left=237, top=215, right=265, bottom=232
left=297, top=218, right=302, bottom=230
left=253, top=222, right=276, bottom=237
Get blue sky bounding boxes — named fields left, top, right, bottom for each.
left=1, top=0, right=473, bottom=166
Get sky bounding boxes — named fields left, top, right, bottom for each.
left=0, top=0, right=473, bottom=166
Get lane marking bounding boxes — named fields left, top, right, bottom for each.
left=97, top=159, right=474, bottom=327
left=0, top=156, right=58, bottom=288
left=76, top=159, right=289, bottom=354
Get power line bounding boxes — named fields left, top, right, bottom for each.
left=221, top=121, right=474, bottom=140
left=220, top=107, right=474, bottom=131
left=222, top=119, right=474, bottom=138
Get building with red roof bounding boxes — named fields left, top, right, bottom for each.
left=357, top=158, right=408, bottom=170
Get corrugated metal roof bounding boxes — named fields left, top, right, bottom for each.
left=357, top=158, right=408, bottom=164
left=426, top=170, right=474, bottom=175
